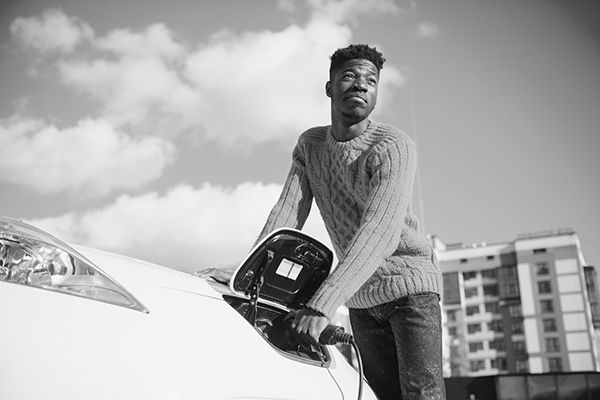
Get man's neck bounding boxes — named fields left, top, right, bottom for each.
left=331, top=118, right=370, bottom=142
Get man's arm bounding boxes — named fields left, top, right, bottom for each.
left=197, top=140, right=314, bottom=285
left=254, top=140, right=313, bottom=244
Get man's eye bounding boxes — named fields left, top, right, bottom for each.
left=342, top=73, right=354, bottom=80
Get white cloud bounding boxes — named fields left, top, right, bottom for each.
left=58, top=53, right=199, bottom=135
left=276, top=0, right=297, bottom=13
left=278, top=0, right=416, bottom=23
left=0, top=116, right=174, bottom=196
left=14, top=6, right=405, bottom=149
left=30, top=183, right=331, bottom=272
left=414, top=22, right=440, bottom=39
left=183, top=19, right=349, bottom=146
left=95, top=23, right=184, bottom=59
left=307, top=0, right=403, bottom=24
left=6, top=4, right=407, bottom=195
left=55, top=16, right=353, bottom=146
left=10, top=8, right=93, bottom=54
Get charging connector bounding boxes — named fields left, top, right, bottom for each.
left=318, top=324, right=353, bottom=345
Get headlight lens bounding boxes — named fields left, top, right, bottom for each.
left=0, top=217, right=147, bottom=313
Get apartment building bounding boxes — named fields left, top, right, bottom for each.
left=434, top=229, right=600, bottom=377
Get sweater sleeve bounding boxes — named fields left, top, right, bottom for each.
left=254, top=139, right=313, bottom=245
left=307, top=135, right=417, bottom=318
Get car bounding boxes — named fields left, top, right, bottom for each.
left=0, top=216, right=376, bottom=400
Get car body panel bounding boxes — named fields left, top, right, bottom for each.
left=1, top=222, right=377, bottom=400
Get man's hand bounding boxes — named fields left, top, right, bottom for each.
left=291, top=308, right=330, bottom=343
left=194, top=267, right=233, bottom=284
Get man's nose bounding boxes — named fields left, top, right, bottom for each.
left=352, top=79, right=368, bottom=91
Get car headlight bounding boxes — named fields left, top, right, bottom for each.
left=0, top=216, right=147, bottom=313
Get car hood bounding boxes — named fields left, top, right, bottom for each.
left=71, top=243, right=222, bottom=301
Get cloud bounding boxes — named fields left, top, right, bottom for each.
left=0, top=116, right=175, bottom=196
left=10, top=8, right=94, bottom=54
left=414, top=22, right=440, bottom=39
left=6, top=3, right=406, bottom=195
left=12, top=6, right=405, bottom=149
left=55, top=16, right=353, bottom=147
left=95, top=23, right=184, bottom=59
left=306, top=0, right=404, bottom=24
left=279, top=0, right=416, bottom=23
left=183, top=19, right=349, bottom=146
left=30, top=183, right=331, bottom=272
left=57, top=48, right=199, bottom=135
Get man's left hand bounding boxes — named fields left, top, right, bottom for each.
left=291, top=309, right=330, bottom=343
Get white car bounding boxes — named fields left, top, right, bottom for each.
left=0, top=216, right=376, bottom=400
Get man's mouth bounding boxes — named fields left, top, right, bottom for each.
left=344, top=93, right=367, bottom=103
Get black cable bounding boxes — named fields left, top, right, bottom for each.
left=350, top=337, right=364, bottom=400
left=318, top=325, right=364, bottom=400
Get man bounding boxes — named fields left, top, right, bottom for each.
left=253, top=44, right=445, bottom=400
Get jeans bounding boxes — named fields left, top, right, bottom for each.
left=349, top=293, right=446, bottom=400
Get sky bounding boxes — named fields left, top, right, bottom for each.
left=1, top=0, right=599, bottom=274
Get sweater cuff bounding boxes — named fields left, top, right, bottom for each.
left=306, top=283, right=345, bottom=320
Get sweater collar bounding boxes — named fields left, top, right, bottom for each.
left=327, top=120, right=378, bottom=152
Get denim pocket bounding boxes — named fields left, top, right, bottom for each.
left=407, top=292, right=441, bottom=307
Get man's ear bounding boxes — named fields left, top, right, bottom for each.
left=325, top=81, right=332, bottom=98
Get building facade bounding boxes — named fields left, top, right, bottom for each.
left=434, top=229, right=600, bottom=377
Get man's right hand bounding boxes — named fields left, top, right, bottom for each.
left=290, top=308, right=331, bottom=344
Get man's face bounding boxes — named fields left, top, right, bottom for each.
left=327, top=58, right=379, bottom=124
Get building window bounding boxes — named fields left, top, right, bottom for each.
left=545, top=338, right=560, bottom=352
left=533, top=248, right=547, bottom=254
left=513, top=341, right=527, bottom=355
left=465, top=287, right=479, bottom=298
left=543, top=318, right=557, bottom=332
left=498, top=265, right=520, bottom=298
left=486, top=255, right=495, bottom=261
left=508, top=304, right=522, bottom=317
left=463, top=271, right=476, bottom=280
left=485, top=302, right=499, bottom=313
left=447, top=310, right=457, bottom=322
left=585, top=267, right=597, bottom=292
left=467, top=323, right=482, bottom=334
left=516, top=359, right=529, bottom=373
left=548, top=357, right=563, bottom=372
left=469, top=342, right=484, bottom=352
left=511, top=320, right=524, bottom=334
left=491, top=358, right=507, bottom=370
left=470, top=360, right=486, bottom=372
left=448, top=326, right=457, bottom=336
left=482, top=269, right=497, bottom=279
left=466, top=305, right=480, bottom=316
left=443, top=272, right=461, bottom=305
left=489, top=338, right=505, bottom=351
left=536, top=262, right=549, bottom=275
left=540, top=300, right=554, bottom=313
left=460, top=258, right=469, bottom=264
left=538, top=281, right=552, bottom=294
left=488, top=320, right=504, bottom=333
left=483, top=284, right=499, bottom=296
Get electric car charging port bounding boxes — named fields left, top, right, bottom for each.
left=223, top=295, right=331, bottom=366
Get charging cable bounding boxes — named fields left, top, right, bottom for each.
left=319, top=325, right=364, bottom=400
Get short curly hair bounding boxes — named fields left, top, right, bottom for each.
left=329, top=44, right=386, bottom=75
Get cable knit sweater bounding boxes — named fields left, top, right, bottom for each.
left=256, top=121, right=442, bottom=319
